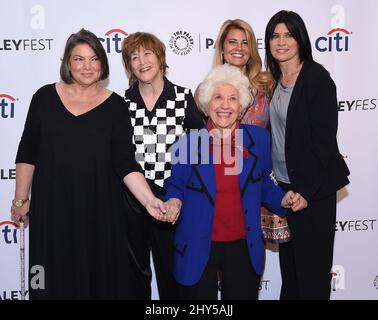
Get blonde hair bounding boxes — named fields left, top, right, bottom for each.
left=199, top=64, right=252, bottom=116
left=214, top=19, right=275, bottom=97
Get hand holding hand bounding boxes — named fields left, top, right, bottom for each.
left=290, top=192, right=308, bottom=212
left=145, top=197, right=167, bottom=221
left=164, top=198, right=182, bottom=224
left=281, top=191, right=308, bottom=212
left=281, top=190, right=295, bottom=208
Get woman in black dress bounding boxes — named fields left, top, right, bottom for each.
left=10, top=29, right=166, bottom=299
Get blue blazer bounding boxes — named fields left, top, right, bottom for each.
left=164, top=124, right=287, bottom=286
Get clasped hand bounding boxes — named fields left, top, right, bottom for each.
left=147, top=191, right=307, bottom=223
left=145, top=197, right=181, bottom=224
left=281, top=191, right=308, bottom=212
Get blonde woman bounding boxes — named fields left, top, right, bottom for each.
left=195, top=18, right=275, bottom=127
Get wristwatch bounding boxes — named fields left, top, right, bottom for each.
left=12, top=199, right=29, bottom=208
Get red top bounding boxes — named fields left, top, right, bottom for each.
left=207, top=121, right=246, bottom=241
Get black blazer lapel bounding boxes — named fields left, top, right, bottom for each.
left=191, top=134, right=216, bottom=206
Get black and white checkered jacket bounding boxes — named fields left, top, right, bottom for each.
left=124, top=78, right=203, bottom=190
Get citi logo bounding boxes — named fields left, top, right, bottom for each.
left=98, top=29, right=128, bottom=53
left=315, top=28, right=351, bottom=52
left=0, top=221, right=19, bottom=244
left=0, top=94, right=17, bottom=118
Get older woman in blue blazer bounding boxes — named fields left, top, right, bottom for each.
left=164, top=64, right=307, bottom=300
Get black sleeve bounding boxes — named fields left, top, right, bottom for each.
left=183, top=90, right=205, bottom=130
left=309, top=69, right=338, bottom=168
left=294, top=64, right=340, bottom=201
left=111, top=96, right=143, bottom=179
left=15, top=92, right=41, bottom=165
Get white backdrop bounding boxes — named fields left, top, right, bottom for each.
left=1, top=0, right=377, bottom=300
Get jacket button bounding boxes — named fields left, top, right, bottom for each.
left=289, top=169, right=295, bottom=173
left=285, top=146, right=290, bottom=151
left=244, top=209, right=248, bottom=215
left=247, top=226, right=251, bottom=231
left=249, top=243, right=253, bottom=248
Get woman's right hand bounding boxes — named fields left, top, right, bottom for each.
left=145, top=196, right=167, bottom=221
left=11, top=200, right=30, bottom=224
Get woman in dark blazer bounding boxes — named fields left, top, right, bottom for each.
left=265, top=10, right=350, bottom=300
left=163, top=64, right=307, bottom=300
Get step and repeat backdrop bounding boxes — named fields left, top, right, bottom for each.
left=0, top=0, right=377, bottom=300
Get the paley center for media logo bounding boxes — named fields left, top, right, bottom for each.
left=169, top=30, right=194, bottom=56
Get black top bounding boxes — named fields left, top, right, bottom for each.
left=283, top=60, right=350, bottom=201
left=16, top=83, right=141, bottom=299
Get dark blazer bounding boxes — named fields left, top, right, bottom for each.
left=284, top=60, right=349, bottom=201
left=164, top=125, right=287, bottom=286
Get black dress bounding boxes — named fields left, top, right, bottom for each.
left=16, top=84, right=141, bottom=299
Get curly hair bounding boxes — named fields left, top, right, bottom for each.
left=198, top=64, right=252, bottom=116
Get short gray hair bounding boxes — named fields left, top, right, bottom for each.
left=198, top=64, right=252, bottom=116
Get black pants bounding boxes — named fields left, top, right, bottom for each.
left=278, top=181, right=336, bottom=300
left=124, top=188, right=178, bottom=300
left=179, top=240, right=261, bottom=300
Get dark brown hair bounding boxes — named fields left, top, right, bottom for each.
left=60, top=28, right=109, bottom=84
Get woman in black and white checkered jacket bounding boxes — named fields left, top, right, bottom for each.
left=121, top=32, right=204, bottom=300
